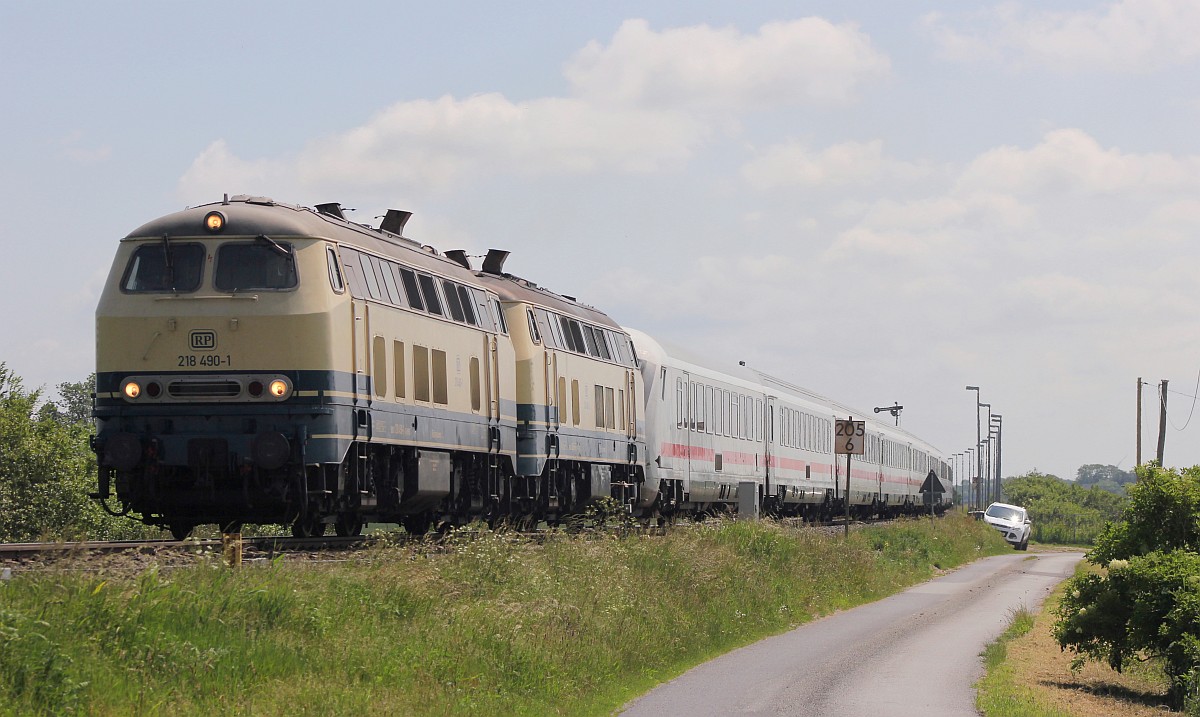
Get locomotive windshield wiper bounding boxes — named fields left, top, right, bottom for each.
left=256, top=234, right=290, bottom=257
left=161, top=234, right=176, bottom=291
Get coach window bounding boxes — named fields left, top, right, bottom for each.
left=418, top=273, right=443, bottom=315
left=398, top=267, right=424, bottom=311
left=215, top=240, right=298, bottom=291
left=325, top=247, right=345, bottom=294
left=443, top=280, right=466, bottom=322
left=121, top=242, right=205, bottom=293
left=676, top=379, right=685, bottom=429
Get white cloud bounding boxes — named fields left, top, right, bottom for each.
left=923, top=0, right=1200, bottom=72
left=565, top=18, right=889, bottom=109
left=957, top=128, right=1200, bottom=196
left=741, top=139, right=930, bottom=190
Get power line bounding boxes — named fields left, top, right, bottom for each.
left=1159, top=369, right=1200, bottom=431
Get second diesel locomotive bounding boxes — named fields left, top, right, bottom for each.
left=92, top=196, right=950, bottom=537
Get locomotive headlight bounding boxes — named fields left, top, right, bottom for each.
left=122, top=381, right=142, bottom=399
left=268, top=379, right=290, bottom=399
left=203, top=210, right=226, bottom=233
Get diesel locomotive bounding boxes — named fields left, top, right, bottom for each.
left=92, top=195, right=950, bottom=537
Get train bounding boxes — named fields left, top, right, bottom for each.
left=91, top=195, right=952, bottom=538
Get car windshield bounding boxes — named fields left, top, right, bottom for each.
left=986, top=505, right=1023, bottom=522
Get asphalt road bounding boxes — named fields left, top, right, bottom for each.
left=620, top=550, right=1084, bottom=717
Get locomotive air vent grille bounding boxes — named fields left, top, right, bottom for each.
left=168, top=379, right=242, bottom=398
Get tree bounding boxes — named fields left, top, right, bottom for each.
left=1053, top=464, right=1200, bottom=711
left=1076, top=464, right=1137, bottom=496
left=0, top=364, right=148, bottom=541
left=1003, top=471, right=1125, bottom=544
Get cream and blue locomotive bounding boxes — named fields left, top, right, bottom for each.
left=92, top=196, right=646, bottom=537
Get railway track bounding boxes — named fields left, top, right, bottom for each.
left=0, top=535, right=368, bottom=562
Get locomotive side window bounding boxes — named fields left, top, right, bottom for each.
left=214, top=241, right=297, bottom=291
left=442, top=279, right=466, bottom=322
left=121, top=242, right=205, bottom=293
left=414, top=346, right=430, bottom=402
left=358, top=255, right=382, bottom=299
left=398, top=267, right=424, bottom=311
left=393, top=340, right=406, bottom=399
left=339, top=248, right=369, bottom=297
left=527, top=308, right=541, bottom=344
left=558, top=316, right=578, bottom=352
left=458, top=286, right=478, bottom=325
left=325, top=247, right=345, bottom=294
left=417, top=274, right=443, bottom=315
left=432, top=349, right=449, bottom=404
left=377, top=258, right=403, bottom=305
left=581, top=325, right=600, bottom=357
left=487, top=299, right=506, bottom=335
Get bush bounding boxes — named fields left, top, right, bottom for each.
left=1053, top=464, right=1200, bottom=712
left=0, top=364, right=156, bottom=541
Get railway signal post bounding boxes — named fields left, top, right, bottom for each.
left=835, top=418, right=865, bottom=537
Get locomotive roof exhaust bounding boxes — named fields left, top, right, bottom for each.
left=482, top=249, right=510, bottom=275
left=444, top=250, right=472, bottom=270
left=315, top=202, right=345, bottom=220
left=380, top=209, right=412, bottom=236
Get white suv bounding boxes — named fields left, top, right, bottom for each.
left=983, top=502, right=1031, bottom=550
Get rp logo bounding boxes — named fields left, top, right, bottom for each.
left=190, top=330, right=217, bottom=351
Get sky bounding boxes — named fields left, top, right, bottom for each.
left=2, top=0, right=1198, bottom=485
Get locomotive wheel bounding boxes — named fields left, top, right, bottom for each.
left=401, top=514, right=432, bottom=535
left=335, top=514, right=364, bottom=537
left=291, top=516, right=326, bottom=538
left=168, top=522, right=193, bottom=541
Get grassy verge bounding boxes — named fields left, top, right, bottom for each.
left=0, top=513, right=1008, bottom=716
left=977, top=562, right=1175, bottom=717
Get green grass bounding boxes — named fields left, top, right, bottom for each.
left=0, top=513, right=1009, bottom=716
left=976, top=604, right=1070, bottom=717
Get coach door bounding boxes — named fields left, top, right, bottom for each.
left=764, top=397, right=775, bottom=500
left=681, top=371, right=693, bottom=487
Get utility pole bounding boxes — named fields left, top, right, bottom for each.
left=1136, top=377, right=1143, bottom=468
left=992, top=415, right=1003, bottom=503
left=1157, top=379, right=1168, bottom=465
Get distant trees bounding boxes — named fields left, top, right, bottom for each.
left=1002, top=471, right=1126, bottom=545
left=0, top=364, right=151, bottom=541
left=1076, top=464, right=1137, bottom=496
left=1054, top=464, right=1200, bottom=712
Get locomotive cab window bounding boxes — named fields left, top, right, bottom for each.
left=325, top=246, right=345, bottom=294
left=121, top=242, right=205, bottom=293
left=214, top=240, right=297, bottom=291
